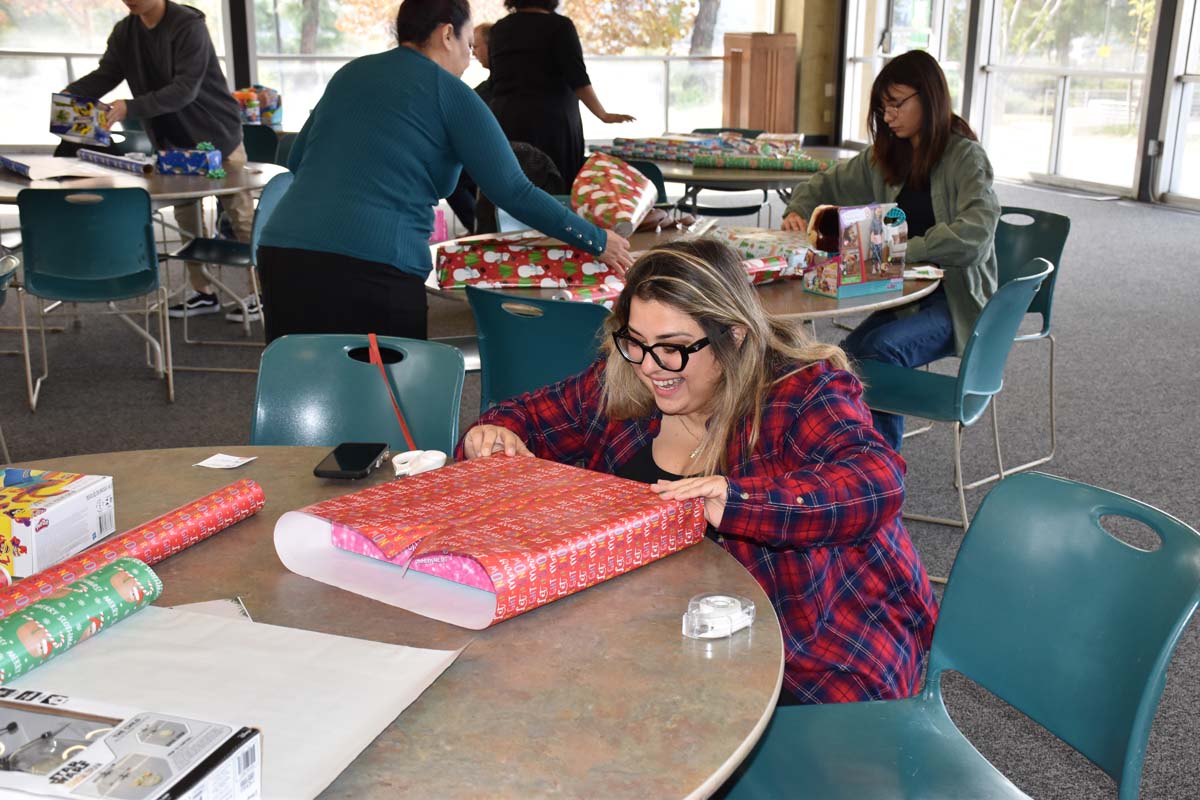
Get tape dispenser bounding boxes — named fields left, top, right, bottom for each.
left=682, top=593, right=755, bottom=640
left=392, top=450, right=447, bottom=478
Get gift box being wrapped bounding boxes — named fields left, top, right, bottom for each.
left=435, top=232, right=620, bottom=289
left=712, top=227, right=811, bottom=270
left=571, top=152, right=658, bottom=237
left=802, top=203, right=906, bottom=298
left=273, top=456, right=707, bottom=629
left=49, top=92, right=112, bottom=148
left=156, top=145, right=223, bottom=175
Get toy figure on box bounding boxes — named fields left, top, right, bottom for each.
left=63, top=0, right=256, bottom=324
left=781, top=50, right=1000, bottom=449
left=459, top=239, right=937, bottom=707
left=257, top=0, right=632, bottom=344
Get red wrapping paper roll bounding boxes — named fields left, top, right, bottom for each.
left=0, top=479, right=264, bottom=619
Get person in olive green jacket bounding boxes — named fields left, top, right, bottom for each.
left=782, top=50, right=1000, bottom=449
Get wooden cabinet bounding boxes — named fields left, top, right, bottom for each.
left=722, top=32, right=798, bottom=133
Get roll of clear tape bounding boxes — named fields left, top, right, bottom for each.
left=681, top=593, right=755, bottom=639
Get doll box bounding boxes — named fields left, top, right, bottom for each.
left=0, top=469, right=115, bottom=581
left=801, top=203, right=906, bottom=299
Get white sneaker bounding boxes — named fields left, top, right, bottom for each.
left=225, top=295, right=262, bottom=323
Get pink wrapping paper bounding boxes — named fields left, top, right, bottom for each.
left=0, top=479, right=265, bottom=619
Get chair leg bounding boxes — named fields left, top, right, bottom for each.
left=958, top=400, right=1007, bottom=491
left=17, top=287, right=48, bottom=412
left=997, top=334, right=1058, bottom=476
left=159, top=286, right=174, bottom=403
left=903, top=422, right=970, bottom=530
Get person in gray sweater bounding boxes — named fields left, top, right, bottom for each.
left=66, top=0, right=256, bottom=322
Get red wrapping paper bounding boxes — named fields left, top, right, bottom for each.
left=571, top=153, right=658, bottom=237
left=309, top=457, right=706, bottom=626
left=0, top=479, right=265, bottom=619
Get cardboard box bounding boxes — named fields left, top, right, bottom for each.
left=155, top=147, right=223, bottom=176
left=0, top=687, right=260, bottom=799
left=49, top=93, right=113, bottom=148
left=802, top=203, right=906, bottom=298
left=0, top=470, right=115, bottom=581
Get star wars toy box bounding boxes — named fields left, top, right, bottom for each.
left=801, top=203, right=906, bottom=298
left=0, top=470, right=115, bottom=583
left=0, top=687, right=260, bottom=799
left=155, top=144, right=223, bottom=176
left=49, top=93, right=113, bottom=148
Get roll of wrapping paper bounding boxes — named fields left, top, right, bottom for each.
left=77, top=147, right=155, bottom=175
left=692, top=153, right=833, bottom=172
left=550, top=283, right=624, bottom=305
left=741, top=255, right=794, bottom=285
left=0, top=479, right=264, bottom=619
left=0, top=558, right=161, bottom=684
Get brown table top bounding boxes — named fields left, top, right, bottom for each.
left=654, top=146, right=861, bottom=190
left=18, top=446, right=784, bottom=799
left=0, top=158, right=287, bottom=204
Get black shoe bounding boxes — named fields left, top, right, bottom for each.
left=168, top=291, right=220, bottom=318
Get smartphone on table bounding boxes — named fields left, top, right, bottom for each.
left=313, top=442, right=389, bottom=480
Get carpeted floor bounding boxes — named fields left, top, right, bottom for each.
left=2, top=182, right=1198, bottom=798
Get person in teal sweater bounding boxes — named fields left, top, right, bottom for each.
left=257, top=0, right=632, bottom=343
left=783, top=50, right=1000, bottom=449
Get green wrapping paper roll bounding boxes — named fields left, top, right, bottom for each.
left=0, top=558, right=161, bottom=684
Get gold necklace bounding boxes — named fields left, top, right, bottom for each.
left=679, top=416, right=705, bottom=460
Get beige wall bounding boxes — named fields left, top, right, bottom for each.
left=777, top=0, right=842, bottom=138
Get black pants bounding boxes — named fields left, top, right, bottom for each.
left=257, top=246, right=428, bottom=345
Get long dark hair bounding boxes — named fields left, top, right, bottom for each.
left=868, top=50, right=976, bottom=188
left=394, top=0, right=471, bottom=45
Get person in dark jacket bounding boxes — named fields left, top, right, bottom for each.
left=65, top=0, right=255, bottom=322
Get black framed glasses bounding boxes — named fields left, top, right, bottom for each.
left=881, top=90, right=919, bottom=116
left=612, top=329, right=714, bottom=372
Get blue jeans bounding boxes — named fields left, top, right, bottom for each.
left=840, top=290, right=955, bottom=451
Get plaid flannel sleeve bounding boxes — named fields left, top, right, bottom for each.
left=455, top=360, right=607, bottom=463
left=719, top=367, right=906, bottom=549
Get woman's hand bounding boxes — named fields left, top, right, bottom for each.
left=600, top=112, right=636, bottom=124
left=461, top=425, right=532, bottom=459
left=781, top=211, right=807, bottom=232
left=599, top=230, right=634, bottom=271
left=653, top=476, right=728, bottom=529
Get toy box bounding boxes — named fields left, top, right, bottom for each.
left=234, top=84, right=282, bottom=130
left=0, top=687, right=260, bottom=799
left=802, top=203, right=907, bottom=298
left=49, top=93, right=113, bottom=148
left=156, top=146, right=223, bottom=176
left=0, top=470, right=115, bottom=582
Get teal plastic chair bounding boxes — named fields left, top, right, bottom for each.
left=722, top=472, right=1200, bottom=800
left=167, top=171, right=292, bottom=352
left=241, top=124, right=279, bottom=163
left=467, top=286, right=610, bottom=413
left=858, top=258, right=1054, bottom=529
left=274, top=132, right=298, bottom=167
left=684, top=128, right=770, bottom=223
left=16, top=187, right=172, bottom=410
left=989, top=206, right=1071, bottom=478
left=251, top=334, right=465, bottom=454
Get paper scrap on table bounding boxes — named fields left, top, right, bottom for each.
left=7, top=606, right=462, bottom=800
left=194, top=453, right=259, bottom=469
left=171, top=596, right=253, bottom=621
left=904, top=266, right=944, bottom=279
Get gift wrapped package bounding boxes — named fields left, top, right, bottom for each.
left=156, top=144, right=223, bottom=175
left=435, top=232, right=622, bottom=289
left=571, top=153, right=658, bottom=237
left=550, top=280, right=624, bottom=308
left=802, top=203, right=907, bottom=298
left=713, top=227, right=811, bottom=270
left=274, top=456, right=706, bottom=629
left=741, top=255, right=796, bottom=285
left=49, top=93, right=113, bottom=148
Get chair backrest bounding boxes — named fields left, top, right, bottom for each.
left=274, top=132, right=299, bottom=167
left=928, top=472, right=1200, bottom=799
left=953, top=257, right=1053, bottom=422
left=692, top=127, right=765, bottom=139
left=111, top=127, right=154, bottom=155
left=250, top=172, right=293, bottom=260
left=241, top=124, right=280, bottom=163
left=467, top=286, right=610, bottom=411
left=626, top=160, right=669, bottom=204
left=251, top=334, right=465, bottom=453
left=996, top=206, right=1070, bottom=337
left=17, top=188, right=158, bottom=302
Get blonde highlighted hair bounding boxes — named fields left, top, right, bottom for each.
left=600, top=238, right=851, bottom=475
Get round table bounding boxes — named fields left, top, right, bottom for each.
left=0, top=159, right=288, bottom=206
left=18, top=446, right=784, bottom=799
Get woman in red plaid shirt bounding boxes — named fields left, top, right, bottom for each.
left=460, top=238, right=937, bottom=704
